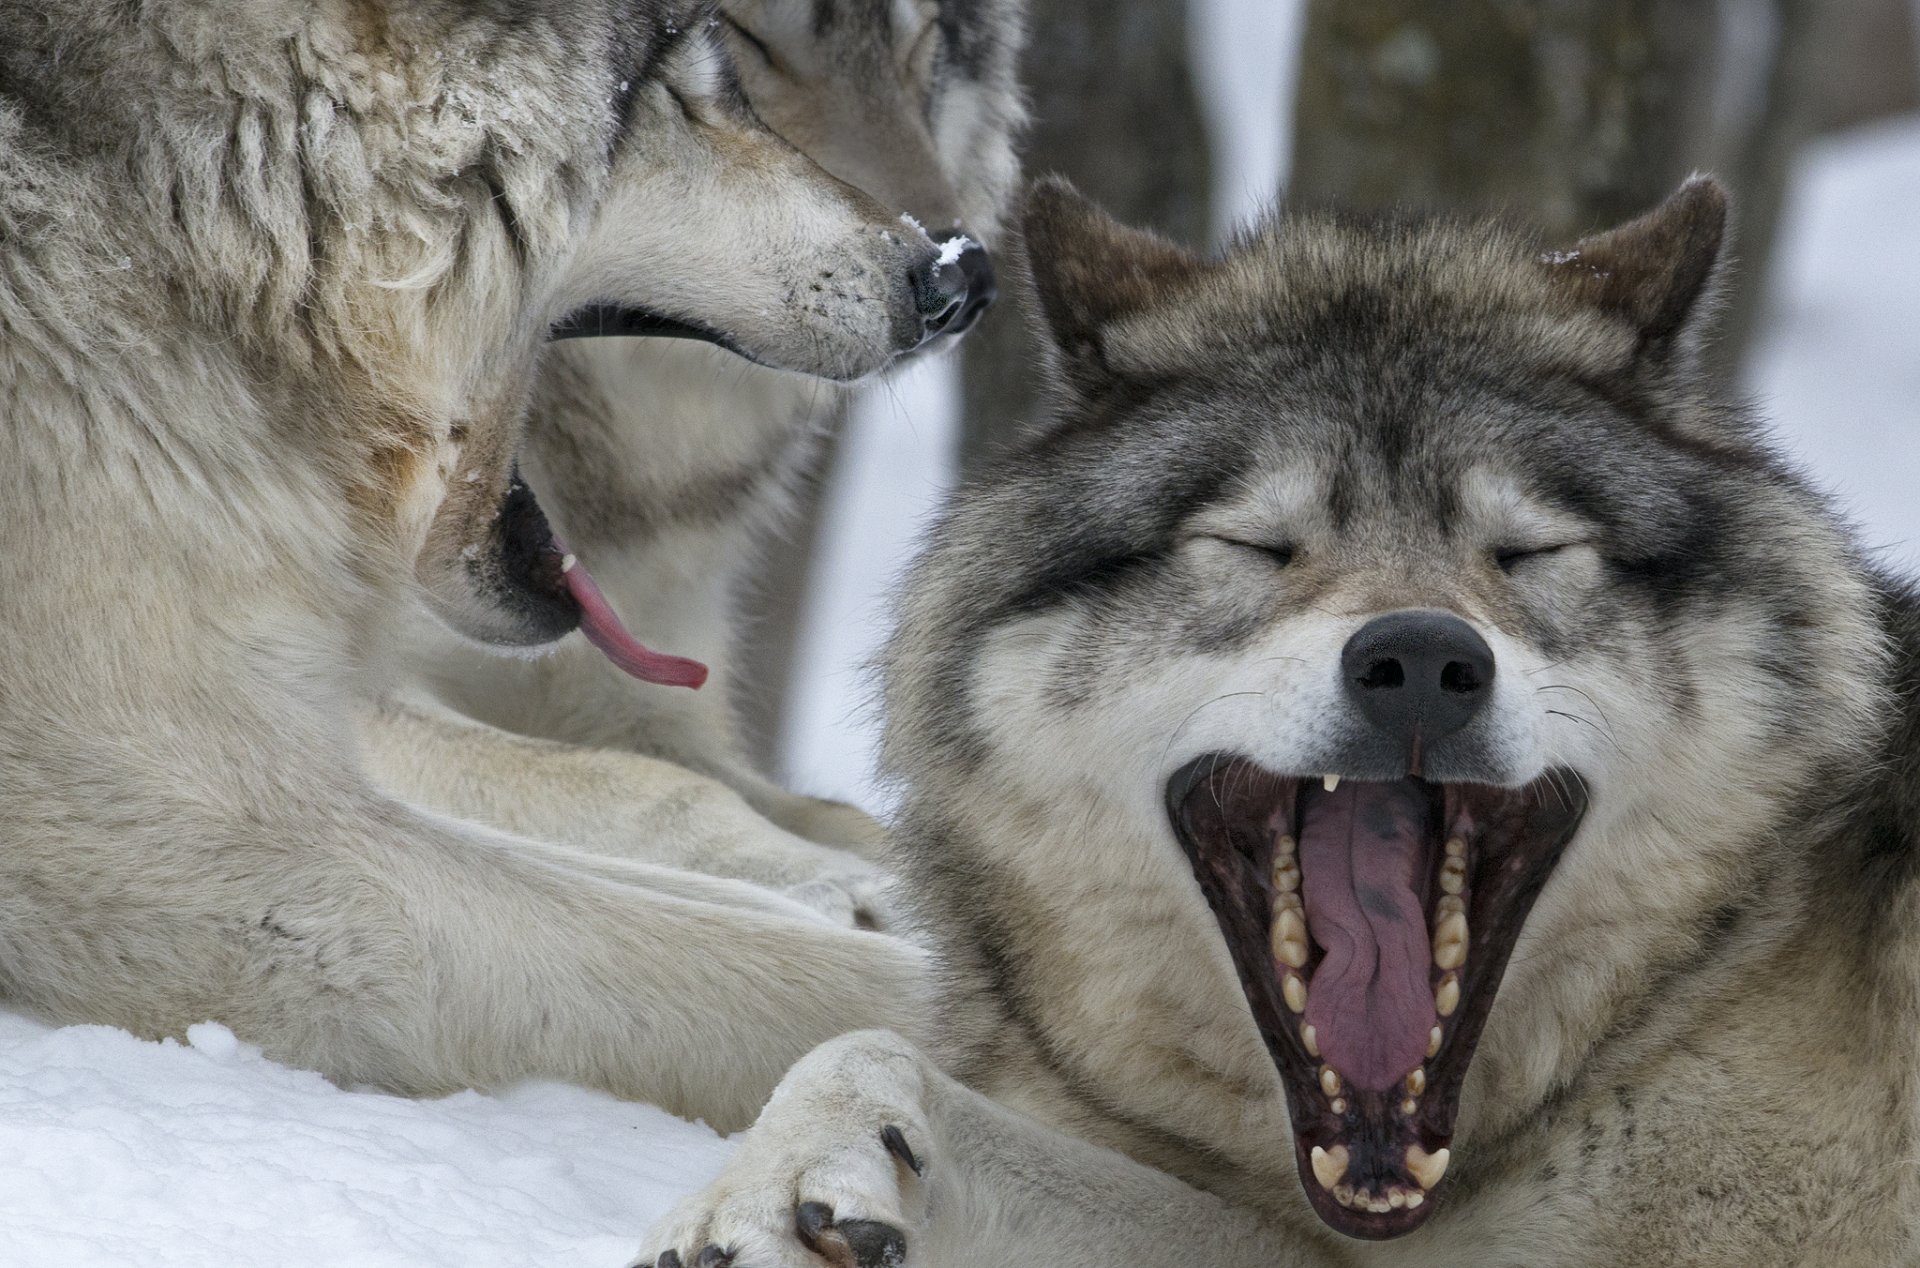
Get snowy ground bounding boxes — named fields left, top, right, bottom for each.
left=0, top=1015, right=729, bottom=1265
left=5, top=25, right=1918, bottom=1268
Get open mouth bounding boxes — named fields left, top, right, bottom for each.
left=546, top=304, right=747, bottom=359
left=488, top=470, right=708, bottom=689
left=1166, top=757, right=1586, bottom=1240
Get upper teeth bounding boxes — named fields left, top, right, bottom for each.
left=1323, top=775, right=1341, bottom=792
left=559, top=554, right=578, bottom=573
left=1432, top=911, right=1468, bottom=970
left=1272, top=908, right=1309, bottom=967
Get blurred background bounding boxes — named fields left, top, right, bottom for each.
left=751, top=0, right=1920, bottom=809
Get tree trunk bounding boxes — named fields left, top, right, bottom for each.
left=1284, top=0, right=1870, bottom=381
left=956, top=0, right=1215, bottom=475
left=1289, top=0, right=1721, bottom=240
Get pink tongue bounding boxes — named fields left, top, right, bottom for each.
left=1297, top=781, right=1436, bottom=1091
left=560, top=552, right=708, bottom=689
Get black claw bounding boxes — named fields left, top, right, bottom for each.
left=795, top=1200, right=838, bottom=1247
left=836, top=1219, right=909, bottom=1268
left=657, top=1252, right=684, bottom=1268
left=692, top=1245, right=735, bottom=1268
left=879, top=1125, right=923, bottom=1177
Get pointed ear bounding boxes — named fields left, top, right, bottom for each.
left=1019, top=177, right=1207, bottom=390
left=1541, top=176, right=1729, bottom=360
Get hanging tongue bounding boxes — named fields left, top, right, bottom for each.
left=1297, top=780, right=1436, bottom=1091
left=558, top=549, right=708, bottom=689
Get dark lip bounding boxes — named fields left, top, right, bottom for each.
left=478, top=467, right=580, bottom=646
left=1164, top=755, right=1588, bottom=1241
left=546, top=304, right=754, bottom=362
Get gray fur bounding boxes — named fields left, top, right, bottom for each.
left=647, top=180, right=1920, bottom=1265
left=370, top=0, right=1028, bottom=900
left=0, top=0, right=993, bottom=1133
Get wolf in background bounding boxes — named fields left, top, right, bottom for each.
left=364, top=0, right=1026, bottom=927
left=644, top=179, right=1920, bottom=1265
left=0, top=0, right=986, bottom=1132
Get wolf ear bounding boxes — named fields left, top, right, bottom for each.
left=1019, top=177, right=1206, bottom=390
left=1541, top=176, right=1729, bottom=361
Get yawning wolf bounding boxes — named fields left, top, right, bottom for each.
left=643, top=179, right=1919, bottom=1265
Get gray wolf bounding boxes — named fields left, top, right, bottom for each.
left=0, top=0, right=988, bottom=1132
left=363, top=0, right=1027, bottom=929
left=642, top=178, right=1920, bottom=1264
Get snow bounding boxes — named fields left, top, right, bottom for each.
left=934, top=234, right=974, bottom=268
left=0, top=1014, right=728, bottom=1265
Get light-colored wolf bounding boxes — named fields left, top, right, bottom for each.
left=0, top=0, right=989, bottom=1132
left=644, top=180, right=1920, bottom=1265
left=364, top=0, right=1026, bottom=931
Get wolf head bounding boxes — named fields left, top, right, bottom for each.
left=0, top=0, right=985, bottom=670
left=884, top=180, right=1888, bottom=1239
left=712, top=0, right=1025, bottom=335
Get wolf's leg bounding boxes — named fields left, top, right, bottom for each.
left=0, top=792, right=927, bottom=1134
left=361, top=694, right=896, bottom=929
left=638, top=1031, right=1302, bottom=1268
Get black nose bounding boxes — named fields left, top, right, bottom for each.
left=1341, top=610, right=1496, bottom=752
left=908, top=233, right=992, bottom=341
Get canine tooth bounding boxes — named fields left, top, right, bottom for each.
left=1302, top=1024, right=1320, bottom=1057
left=1429, top=1026, right=1443, bottom=1057
left=1444, top=836, right=1466, bottom=859
left=559, top=554, right=578, bottom=573
left=1433, top=912, right=1468, bottom=970
left=1435, top=973, right=1460, bottom=1017
left=1407, top=1144, right=1450, bottom=1191
left=1406, top=1068, right=1426, bottom=1096
left=1284, top=972, right=1307, bottom=1013
left=1320, top=1066, right=1342, bottom=1097
left=1310, top=1144, right=1349, bottom=1190
left=1323, top=775, right=1341, bottom=792
left=1439, top=856, right=1467, bottom=895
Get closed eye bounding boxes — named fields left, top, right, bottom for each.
left=1494, top=543, right=1578, bottom=573
left=1211, top=536, right=1296, bottom=568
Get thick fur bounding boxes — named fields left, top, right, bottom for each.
left=645, top=181, right=1920, bottom=1264
left=0, top=0, right=972, bottom=1132
left=369, top=0, right=1027, bottom=908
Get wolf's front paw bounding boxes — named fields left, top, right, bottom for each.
left=636, top=1033, right=930, bottom=1268
left=780, top=868, right=900, bottom=933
